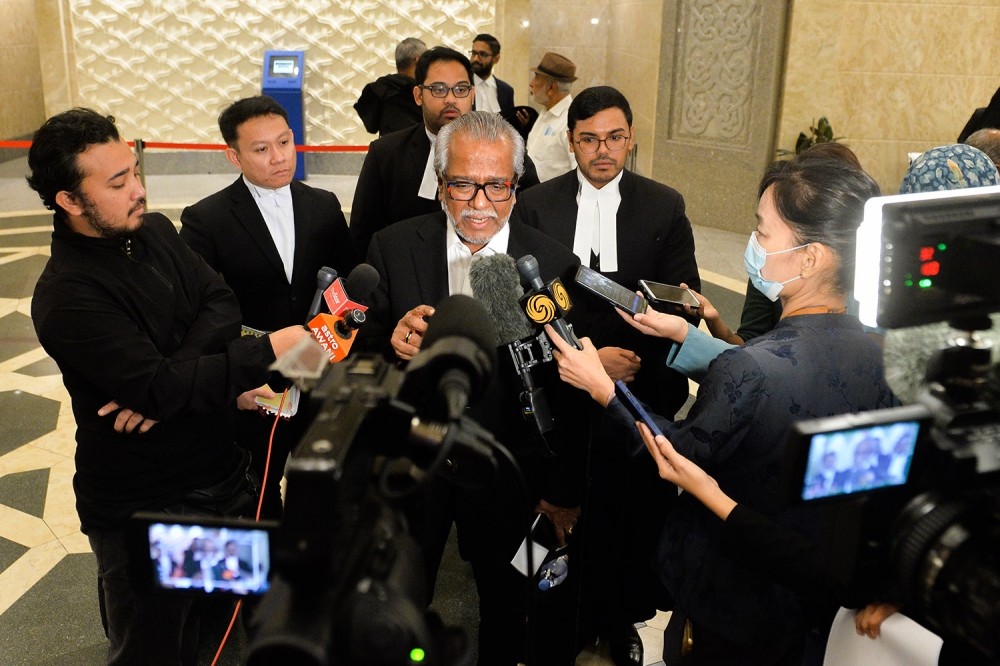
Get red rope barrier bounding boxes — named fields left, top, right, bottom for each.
left=0, top=139, right=367, bottom=153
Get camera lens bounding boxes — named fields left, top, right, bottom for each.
left=890, top=492, right=1000, bottom=659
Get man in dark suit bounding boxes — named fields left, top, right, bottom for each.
left=511, top=86, right=700, bottom=666
left=357, top=111, right=587, bottom=666
left=349, top=46, right=540, bottom=259
left=470, top=33, right=514, bottom=114
left=180, top=95, right=356, bottom=519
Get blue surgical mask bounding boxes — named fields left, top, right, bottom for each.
left=744, top=232, right=807, bottom=301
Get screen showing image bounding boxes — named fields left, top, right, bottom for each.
left=575, top=267, right=645, bottom=314
left=147, top=522, right=271, bottom=595
left=270, top=57, right=297, bottom=77
left=801, top=420, right=920, bottom=501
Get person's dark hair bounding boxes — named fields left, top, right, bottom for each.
left=395, top=37, right=427, bottom=71
left=796, top=142, right=862, bottom=170
left=26, top=108, right=120, bottom=219
left=218, top=95, right=288, bottom=149
left=758, top=157, right=882, bottom=294
left=964, top=128, right=1000, bottom=167
left=567, top=86, right=633, bottom=133
left=414, top=46, right=474, bottom=86
left=473, top=33, right=501, bottom=56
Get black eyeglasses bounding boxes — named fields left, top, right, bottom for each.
left=574, top=133, right=631, bottom=154
left=445, top=180, right=515, bottom=202
left=469, top=49, right=495, bottom=59
left=419, top=83, right=473, bottom=98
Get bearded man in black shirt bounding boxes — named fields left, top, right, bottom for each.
left=28, top=108, right=309, bottom=665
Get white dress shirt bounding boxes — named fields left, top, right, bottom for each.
left=244, top=175, right=295, bottom=283
left=418, top=128, right=439, bottom=200
left=474, top=74, right=501, bottom=114
left=572, top=168, right=623, bottom=272
left=526, top=94, right=575, bottom=182
left=445, top=218, right=511, bottom=296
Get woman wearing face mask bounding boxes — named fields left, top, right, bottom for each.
left=545, top=157, right=895, bottom=665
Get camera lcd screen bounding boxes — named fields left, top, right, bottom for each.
left=269, top=56, right=297, bottom=77
left=800, top=420, right=920, bottom=501
left=145, top=521, right=271, bottom=595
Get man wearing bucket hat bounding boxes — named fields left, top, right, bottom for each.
left=522, top=52, right=578, bottom=182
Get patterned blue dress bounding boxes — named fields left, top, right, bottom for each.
left=607, top=313, right=895, bottom=646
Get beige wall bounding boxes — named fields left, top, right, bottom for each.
left=0, top=0, right=46, bottom=139
left=494, top=0, right=532, bottom=106
left=61, top=0, right=496, bottom=145
left=527, top=0, right=662, bottom=175
left=779, top=0, right=1000, bottom=195
left=608, top=0, right=663, bottom=176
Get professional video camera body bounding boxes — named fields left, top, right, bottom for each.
left=779, top=186, right=1000, bottom=662
left=133, top=295, right=520, bottom=666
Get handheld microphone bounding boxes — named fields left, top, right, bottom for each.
left=308, top=266, right=339, bottom=320
left=323, top=263, right=380, bottom=316
left=471, top=254, right=557, bottom=450
left=516, top=254, right=582, bottom=350
left=309, top=309, right=366, bottom=364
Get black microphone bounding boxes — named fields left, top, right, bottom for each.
left=324, top=263, right=380, bottom=317
left=471, top=254, right=557, bottom=450
left=342, top=263, right=380, bottom=307
left=516, top=254, right=582, bottom=350
left=308, top=266, right=338, bottom=320
left=403, top=294, right=497, bottom=422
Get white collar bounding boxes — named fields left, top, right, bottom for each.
left=474, top=74, right=497, bottom=90
left=573, top=167, right=624, bottom=272
left=445, top=213, right=511, bottom=256
left=243, top=175, right=291, bottom=199
left=577, top=167, right=624, bottom=199
left=543, top=94, right=573, bottom=118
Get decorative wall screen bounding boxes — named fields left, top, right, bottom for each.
left=70, top=0, right=495, bottom=144
left=670, top=0, right=761, bottom=146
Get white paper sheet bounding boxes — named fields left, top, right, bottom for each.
left=824, top=606, right=943, bottom=666
left=510, top=515, right=551, bottom=577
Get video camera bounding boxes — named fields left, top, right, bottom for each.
left=132, top=295, right=511, bottom=666
left=779, top=186, right=1000, bottom=661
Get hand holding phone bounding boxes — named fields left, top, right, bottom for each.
left=639, top=280, right=700, bottom=310
left=614, top=380, right=663, bottom=438
left=575, top=266, right=648, bottom=315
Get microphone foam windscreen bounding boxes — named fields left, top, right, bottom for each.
left=344, top=263, right=380, bottom=303
left=470, top=253, right=536, bottom=346
left=421, top=295, right=498, bottom=369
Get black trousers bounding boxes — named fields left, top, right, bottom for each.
left=235, top=404, right=309, bottom=520
left=90, top=528, right=203, bottom=665
left=408, top=454, right=578, bottom=666
left=662, top=610, right=806, bottom=666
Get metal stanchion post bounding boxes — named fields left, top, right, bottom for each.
left=133, top=138, right=147, bottom=211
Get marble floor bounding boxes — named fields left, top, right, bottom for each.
left=0, top=158, right=750, bottom=666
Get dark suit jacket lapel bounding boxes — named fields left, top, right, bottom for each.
left=229, top=177, right=286, bottom=278
left=289, top=180, right=312, bottom=288
left=548, top=171, right=582, bottom=249
left=412, top=214, right=449, bottom=306
left=614, top=170, right=641, bottom=263
left=408, top=125, right=431, bottom=193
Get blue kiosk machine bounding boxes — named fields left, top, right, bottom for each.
left=262, top=50, right=306, bottom=180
